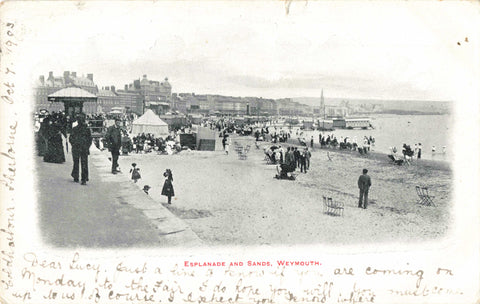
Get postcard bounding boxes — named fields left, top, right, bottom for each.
left=1, top=1, right=479, bottom=303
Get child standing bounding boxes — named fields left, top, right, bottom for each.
left=130, top=163, right=141, bottom=183
left=161, top=169, right=175, bottom=204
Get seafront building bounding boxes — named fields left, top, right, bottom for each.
left=34, top=72, right=167, bottom=115
left=35, top=71, right=98, bottom=113
left=34, top=71, right=319, bottom=117
left=96, top=86, right=143, bottom=114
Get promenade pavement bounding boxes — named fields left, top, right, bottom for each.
left=35, top=141, right=201, bottom=248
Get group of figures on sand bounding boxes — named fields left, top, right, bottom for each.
left=105, top=118, right=175, bottom=204
left=275, top=146, right=312, bottom=180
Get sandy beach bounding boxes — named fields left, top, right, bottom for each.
left=114, top=135, right=452, bottom=246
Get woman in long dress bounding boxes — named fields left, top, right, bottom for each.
left=161, top=169, right=175, bottom=204
left=36, top=118, right=48, bottom=156
left=43, top=119, right=66, bottom=163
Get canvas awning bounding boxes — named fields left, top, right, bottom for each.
left=131, top=109, right=169, bottom=136
left=47, top=87, right=97, bottom=116
left=47, top=87, right=97, bottom=102
left=148, top=101, right=170, bottom=106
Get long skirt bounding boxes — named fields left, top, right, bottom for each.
left=161, top=179, right=175, bottom=197
left=36, top=133, right=47, bottom=156
left=44, top=135, right=65, bottom=163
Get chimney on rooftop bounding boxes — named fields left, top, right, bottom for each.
left=87, top=73, right=93, bottom=81
left=124, top=84, right=128, bottom=91
left=111, top=86, right=115, bottom=92
left=39, top=75, right=45, bottom=84
left=72, top=72, right=77, bottom=77
left=48, top=71, right=54, bottom=80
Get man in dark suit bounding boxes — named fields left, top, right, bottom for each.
left=299, top=148, right=307, bottom=173
left=304, top=147, right=311, bottom=170
left=69, top=114, right=92, bottom=185
left=294, top=147, right=300, bottom=168
left=358, top=168, right=372, bottom=209
left=105, top=118, right=123, bottom=174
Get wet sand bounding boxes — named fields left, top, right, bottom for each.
left=115, top=135, right=453, bottom=246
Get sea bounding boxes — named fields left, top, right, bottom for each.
left=288, top=114, right=453, bottom=162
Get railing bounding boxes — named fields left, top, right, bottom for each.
left=87, top=119, right=107, bottom=136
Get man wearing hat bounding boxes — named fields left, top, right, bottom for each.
left=358, top=168, right=372, bottom=209
left=69, top=114, right=92, bottom=185
left=105, top=118, right=123, bottom=174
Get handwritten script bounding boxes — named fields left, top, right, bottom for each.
left=1, top=20, right=18, bottom=297
left=0, top=251, right=464, bottom=303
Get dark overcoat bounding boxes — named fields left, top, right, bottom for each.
left=69, top=124, right=92, bottom=154
left=161, top=178, right=175, bottom=197
left=105, top=125, right=122, bottom=151
left=357, top=174, right=372, bottom=190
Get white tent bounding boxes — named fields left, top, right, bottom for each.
left=131, top=109, right=169, bottom=136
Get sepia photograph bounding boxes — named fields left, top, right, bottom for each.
left=1, top=1, right=479, bottom=303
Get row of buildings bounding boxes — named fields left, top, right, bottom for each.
left=171, top=93, right=313, bottom=116
left=35, top=72, right=171, bottom=115
left=34, top=71, right=349, bottom=118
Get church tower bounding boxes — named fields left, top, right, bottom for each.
left=320, top=89, right=325, bottom=118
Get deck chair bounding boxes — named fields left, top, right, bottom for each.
left=238, top=146, right=248, bottom=160
left=388, top=154, right=404, bottom=165
left=265, top=153, right=275, bottom=164
left=415, top=186, right=436, bottom=206
left=323, top=196, right=344, bottom=216
left=323, top=196, right=331, bottom=214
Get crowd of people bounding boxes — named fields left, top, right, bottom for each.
left=317, top=134, right=375, bottom=154
left=85, top=113, right=107, bottom=133
left=130, top=133, right=181, bottom=155
left=389, top=143, right=423, bottom=165
left=253, top=126, right=294, bottom=143
left=96, top=132, right=183, bottom=155
left=250, top=124, right=378, bottom=156
left=266, top=145, right=312, bottom=178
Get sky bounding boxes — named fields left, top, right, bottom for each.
left=15, top=1, right=479, bottom=101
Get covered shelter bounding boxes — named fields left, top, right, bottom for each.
left=110, top=107, right=124, bottom=114
left=131, top=109, right=169, bottom=136
left=47, top=87, right=97, bottom=116
left=146, top=100, right=171, bottom=115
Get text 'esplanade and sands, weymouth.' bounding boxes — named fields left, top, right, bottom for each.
left=184, top=261, right=322, bottom=267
